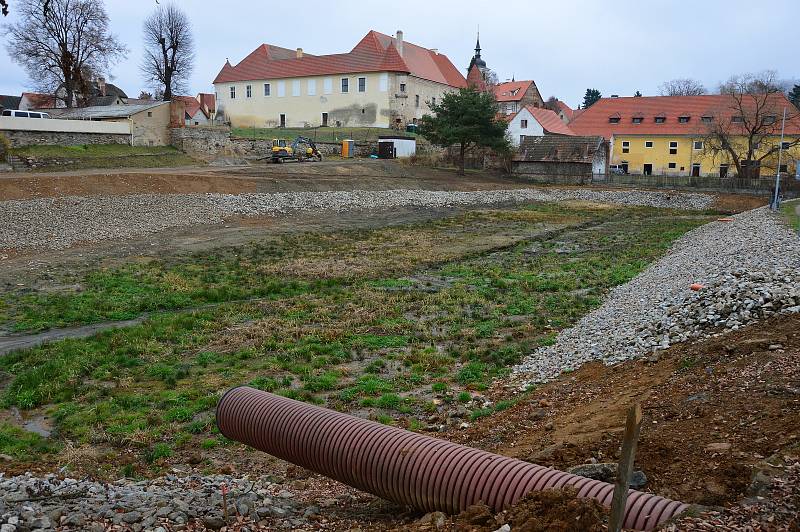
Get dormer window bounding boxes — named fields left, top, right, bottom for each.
left=763, top=115, right=777, bottom=125
left=701, top=116, right=713, bottom=123
left=632, top=117, right=643, bottom=124
left=654, top=116, right=666, bottom=124
left=732, top=116, right=744, bottom=123
left=609, top=116, right=621, bottom=123
left=678, top=116, right=690, bottom=123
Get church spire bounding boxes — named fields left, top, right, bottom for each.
left=467, top=29, right=487, bottom=74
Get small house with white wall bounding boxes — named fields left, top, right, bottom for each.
left=377, top=135, right=416, bottom=158
left=505, top=106, right=575, bottom=147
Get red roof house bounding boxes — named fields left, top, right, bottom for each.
left=212, top=30, right=466, bottom=128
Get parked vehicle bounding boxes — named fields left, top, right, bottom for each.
left=1, top=110, right=50, bottom=118
left=270, top=137, right=322, bottom=163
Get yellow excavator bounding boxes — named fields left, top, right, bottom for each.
left=270, top=136, right=323, bottom=163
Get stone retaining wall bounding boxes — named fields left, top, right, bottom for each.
left=1, top=129, right=130, bottom=148
left=171, top=127, right=378, bottom=160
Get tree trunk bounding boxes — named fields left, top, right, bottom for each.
left=458, top=142, right=466, bottom=176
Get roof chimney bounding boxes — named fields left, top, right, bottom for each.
left=430, top=48, right=438, bottom=55
left=97, top=76, right=107, bottom=96
left=296, top=48, right=303, bottom=58
left=610, top=94, right=619, bottom=98
left=395, top=30, right=404, bottom=57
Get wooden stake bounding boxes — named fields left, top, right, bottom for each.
left=608, top=403, right=643, bottom=532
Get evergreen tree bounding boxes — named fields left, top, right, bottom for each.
left=583, top=88, right=602, bottom=108
left=789, top=84, right=800, bottom=110
left=418, top=87, right=510, bottom=175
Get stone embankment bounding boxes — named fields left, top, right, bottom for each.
left=0, top=188, right=713, bottom=250
left=511, top=207, right=800, bottom=386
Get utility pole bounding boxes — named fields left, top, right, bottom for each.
left=771, top=107, right=787, bottom=211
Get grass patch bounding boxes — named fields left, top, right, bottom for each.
left=0, top=204, right=713, bottom=469
left=0, top=422, right=59, bottom=460
left=781, top=199, right=800, bottom=233
left=9, top=144, right=200, bottom=171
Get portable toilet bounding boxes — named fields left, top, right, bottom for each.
left=342, top=139, right=355, bottom=158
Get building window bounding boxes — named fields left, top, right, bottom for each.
left=701, top=116, right=713, bottom=123
left=431, top=97, right=436, bottom=106
left=632, top=117, right=643, bottom=124
left=645, top=141, right=654, bottom=148
left=732, top=116, right=744, bottom=123
left=621, top=140, right=630, bottom=154
left=669, top=141, right=678, bottom=155
left=229, top=86, right=236, bottom=99
left=264, top=83, right=271, bottom=96
left=678, top=116, right=690, bottom=123
left=668, top=162, right=677, bottom=169
left=307, top=79, right=316, bottom=96
left=693, top=141, right=704, bottom=150
left=609, top=116, right=620, bottom=123
left=277, top=81, right=286, bottom=97
left=147, top=112, right=152, bottom=117
left=358, top=77, right=366, bottom=92
left=324, top=78, right=333, bottom=94
left=246, top=85, right=252, bottom=98
left=781, top=141, right=792, bottom=149
left=415, top=95, right=420, bottom=108
left=292, top=79, right=301, bottom=96
left=520, top=119, right=528, bottom=129
left=399, top=83, right=406, bottom=93
left=780, top=164, right=788, bottom=173
left=655, top=116, right=666, bottom=123
left=763, top=115, right=777, bottom=125
left=341, top=78, right=349, bottom=93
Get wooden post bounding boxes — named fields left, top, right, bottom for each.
left=608, top=403, right=643, bottom=532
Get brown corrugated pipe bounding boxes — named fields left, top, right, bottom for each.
left=216, top=386, right=688, bottom=530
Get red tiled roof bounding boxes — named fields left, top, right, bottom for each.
left=198, top=93, right=216, bottom=114
left=494, top=81, right=533, bottom=102
left=554, top=100, right=574, bottom=121
left=22, top=92, right=57, bottom=109
left=568, top=94, right=800, bottom=139
left=213, top=31, right=466, bottom=88
left=526, top=106, right=575, bottom=136
left=174, top=96, right=207, bottom=119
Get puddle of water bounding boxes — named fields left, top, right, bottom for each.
left=0, top=317, right=146, bottom=356
left=23, top=416, right=52, bottom=438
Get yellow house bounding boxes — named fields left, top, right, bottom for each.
left=212, top=30, right=466, bottom=129
left=569, top=94, right=800, bottom=178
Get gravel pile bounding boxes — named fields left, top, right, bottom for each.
left=0, top=473, right=320, bottom=531
left=511, top=207, right=800, bottom=386
left=0, top=188, right=713, bottom=250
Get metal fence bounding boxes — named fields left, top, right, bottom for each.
left=595, top=173, right=800, bottom=197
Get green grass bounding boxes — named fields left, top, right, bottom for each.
left=0, top=204, right=714, bottom=471
left=0, top=422, right=59, bottom=460
left=781, top=199, right=800, bottom=233
left=9, top=144, right=200, bottom=170
left=231, top=126, right=419, bottom=144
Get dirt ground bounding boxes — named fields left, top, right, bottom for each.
left=0, top=160, right=766, bottom=286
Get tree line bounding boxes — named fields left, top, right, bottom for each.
left=3, top=0, right=195, bottom=107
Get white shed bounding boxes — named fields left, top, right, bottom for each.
left=377, top=136, right=416, bottom=158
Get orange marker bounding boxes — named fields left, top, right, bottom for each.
left=690, top=283, right=704, bottom=291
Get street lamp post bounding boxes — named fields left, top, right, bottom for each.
left=771, top=107, right=787, bottom=211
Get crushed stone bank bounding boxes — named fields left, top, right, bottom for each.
left=0, top=188, right=713, bottom=251
left=511, top=206, right=800, bottom=386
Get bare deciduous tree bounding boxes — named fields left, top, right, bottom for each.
left=658, top=78, right=707, bottom=96
left=141, top=2, right=194, bottom=101
left=703, top=71, right=799, bottom=178
left=4, top=0, right=126, bottom=107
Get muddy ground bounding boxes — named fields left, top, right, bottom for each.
left=0, top=162, right=788, bottom=530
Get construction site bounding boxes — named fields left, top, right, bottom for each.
left=0, top=160, right=798, bottom=531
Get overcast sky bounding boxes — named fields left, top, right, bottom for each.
left=1, top=0, right=798, bottom=107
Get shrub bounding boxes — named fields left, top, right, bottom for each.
left=0, top=133, right=11, bottom=160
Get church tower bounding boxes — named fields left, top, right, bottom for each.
left=466, top=32, right=488, bottom=91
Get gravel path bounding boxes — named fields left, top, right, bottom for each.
left=0, top=188, right=714, bottom=250
left=511, top=207, right=800, bottom=387
left=0, top=473, right=330, bottom=531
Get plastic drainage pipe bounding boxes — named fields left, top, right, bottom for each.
left=216, top=386, right=688, bottom=531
